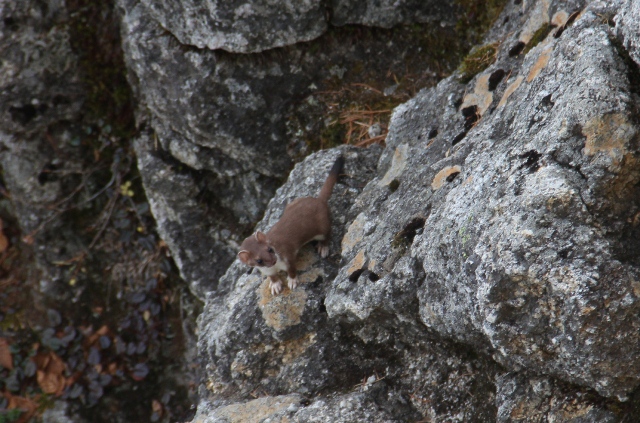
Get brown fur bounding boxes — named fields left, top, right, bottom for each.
left=238, top=156, right=343, bottom=295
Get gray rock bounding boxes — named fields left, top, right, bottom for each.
left=116, top=0, right=468, bottom=298
left=496, top=372, right=618, bottom=422
left=330, top=0, right=457, bottom=28
left=195, top=146, right=383, bottom=405
left=42, top=401, right=88, bottom=423
left=7, top=0, right=639, bottom=420
left=139, top=0, right=327, bottom=53
left=0, top=0, right=87, bottom=292
left=131, top=0, right=460, bottom=54
left=328, top=0, right=640, bottom=400
left=614, top=0, right=640, bottom=66
left=191, top=394, right=303, bottom=423
left=133, top=130, right=239, bottom=296
left=189, top=0, right=640, bottom=420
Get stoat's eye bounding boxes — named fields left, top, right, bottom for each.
left=256, top=259, right=264, bottom=265
left=267, top=247, right=274, bottom=254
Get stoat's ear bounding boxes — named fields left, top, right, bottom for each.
left=238, top=250, right=250, bottom=263
left=255, top=231, right=267, bottom=243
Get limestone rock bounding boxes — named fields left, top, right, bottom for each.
left=139, top=0, right=327, bottom=53
left=496, top=372, right=618, bottom=423
left=328, top=0, right=640, bottom=400
left=0, top=0, right=87, bottom=292
left=614, top=0, right=640, bottom=66
left=196, top=146, right=383, bottom=405
left=116, top=0, right=469, bottom=298
left=133, top=0, right=459, bottom=54
left=330, top=0, right=457, bottom=28
left=192, top=0, right=640, bottom=420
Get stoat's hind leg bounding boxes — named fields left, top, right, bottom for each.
left=317, top=241, right=329, bottom=258
left=287, top=276, right=298, bottom=291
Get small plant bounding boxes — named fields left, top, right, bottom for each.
left=523, top=23, right=552, bottom=55
left=458, top=43, right=499, bottom=83
left=0, top=409, right=23, bottom=423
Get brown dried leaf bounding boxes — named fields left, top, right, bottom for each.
left=152, top=399, right=163, bottom=414
left=37, top=369, right=66, bottom=395
left=0, top=338, right=13, bottom=369
left=86, top=324, right=110, bottom=346
left=33, top=351, right=67, bottom=395
left=6, top=391, right=39, bottom=423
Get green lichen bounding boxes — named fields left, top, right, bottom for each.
left=317, top=121, right=347, bottom=150
left=458, top=43, right=499, bottom=83
left=523, top=23, right=552, bottom=55
left=0, top=409, right=23, bottom=423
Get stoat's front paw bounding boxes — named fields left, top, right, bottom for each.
left=287, top=277, right=298, bottom=291
left=269, top=279, right=283, bottom=295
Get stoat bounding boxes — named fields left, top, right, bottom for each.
left=238, top=156, right=344, bottom=295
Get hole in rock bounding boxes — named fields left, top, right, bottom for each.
left=38, top=163, right=59, bottom=185
left=4, top=17, right=18, bottom=31
left=509, top=42, right=525, bottom=57
left=428, top=128, right=438, bottom=139
left=318, top=299, right=327, bottom=313
left=368, top=271, right=380, bottom=282
left=462, top=105, right=480, bottom=131
left=488, top=69, right=506, bottom=91
left=10, top=104, right=38, bottom=125
left=446, top=172, right=460, bottom=182
left=53, top=95, right=71, bottom=106
left=540, top=93, right=554, bottom=108
left=395, top=217, right=426, bottom=246
left=311, top=275, right=323, bottom=288
left=554, top=10, right=581, bottom=38
left=349, top=268, right=365, bottom=282
left=388, top=179, right=400, bottom=192
left=519, top=150, right=542, bottom=173
left=451, top=132, right=467, bottom=146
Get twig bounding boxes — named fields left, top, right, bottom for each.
left=88, top=176, right=121, bottom=249
left=355, top=134, right=387, bottom=146
left=351, top=83, right=383, bottom=94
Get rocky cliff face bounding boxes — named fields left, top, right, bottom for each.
left=2, top=0, right=640, bottom=421
left=185, top=0, right=640, bottom=421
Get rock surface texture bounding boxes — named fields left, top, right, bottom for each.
left=3, top=0, right=640, bottom=421
left=0, top=0, right=89, bottom=291
left=115, top=0, right=465, bottom=296
left=186, top=0, right=640, bottom=421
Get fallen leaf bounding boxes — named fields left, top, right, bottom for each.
left=86, top=325, right=110, bottom=346
left=151, top=399, right=163, bottom=420
left=5, top=391, right=39, bottom=423
left=152, top=399, right=163, bottom=413
left=33, top=351, right=67, bottom=395
left=0, top=338, right=13, bottom=369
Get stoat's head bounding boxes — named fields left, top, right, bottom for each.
left=238, top=231, right=277, bottom=268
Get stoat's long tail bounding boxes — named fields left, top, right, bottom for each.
left=318, top=155, right=344, bottom=203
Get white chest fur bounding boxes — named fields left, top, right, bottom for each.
left=257, top=254, right=288, bottom=276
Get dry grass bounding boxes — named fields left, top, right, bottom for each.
left=340, top=108, right=391, bottom=146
